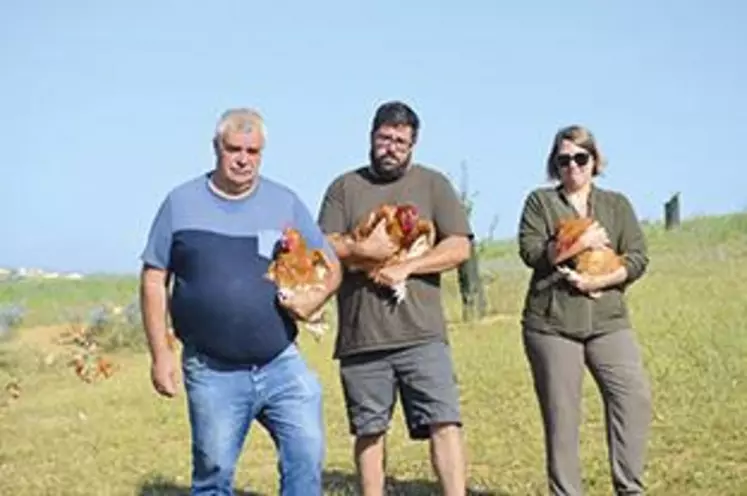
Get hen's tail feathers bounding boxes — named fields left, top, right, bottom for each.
left=391, top=281, right=407, bottom=304
left=304, top=320, right=327, bottom=341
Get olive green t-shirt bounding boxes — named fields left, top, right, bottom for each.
left=318, top=164, right=473, bottom=358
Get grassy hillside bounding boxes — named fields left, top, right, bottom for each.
left=0, top=212, right=745, bottom=495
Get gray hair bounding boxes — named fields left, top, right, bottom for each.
left=214, top=108, right=266, bottom=142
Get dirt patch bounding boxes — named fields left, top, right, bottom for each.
left=10, top=325, right=74, bottom=354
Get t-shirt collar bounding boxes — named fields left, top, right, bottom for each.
left=205, top=172, right=260, bottom=201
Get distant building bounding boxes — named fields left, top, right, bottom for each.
left=1, top=267, right=86, bottom=281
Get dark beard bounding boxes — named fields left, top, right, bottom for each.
left=369, top=148, right=410, bottom=182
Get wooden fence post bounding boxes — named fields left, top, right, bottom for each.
left=664, top=193, right=681, bottom=230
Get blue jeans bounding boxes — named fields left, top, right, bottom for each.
left=182, top=342, right=325, bottom=496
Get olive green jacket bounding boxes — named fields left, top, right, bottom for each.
left=517, top=184, right=648, bottom=339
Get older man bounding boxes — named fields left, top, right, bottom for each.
left=318, top=101, right=473, bottom=496
left=139, top=108, right=341, bottom=496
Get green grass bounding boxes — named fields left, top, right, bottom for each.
left=0, top=275, right=138, bottom=327
left=1, top=212, right=746, bottom=495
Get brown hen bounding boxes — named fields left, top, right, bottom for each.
left=553, top=217, right=624, bottom=277
left=339, top=203, right=436, bottom=302
left=351, top=203, right=435, bottom=255
left=265, top=227, right=333, bottom=339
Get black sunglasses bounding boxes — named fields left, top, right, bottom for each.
left=556, top=152, right=591, bottom=168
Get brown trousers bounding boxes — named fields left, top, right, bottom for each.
left=523, top=328, right=653, bottom=495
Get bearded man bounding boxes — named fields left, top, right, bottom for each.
left=318, top=101, right=473, bottom=496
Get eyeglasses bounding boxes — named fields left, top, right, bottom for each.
left=373, top=134, right=412, bottom=150
left=555, top=152, right=591, bottom=168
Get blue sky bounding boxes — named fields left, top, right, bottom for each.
left=2, top=1, right=745, bottom=274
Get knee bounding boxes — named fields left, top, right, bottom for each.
left=282, top=427, right=325, bottom=471
left=279, top=433, right=324, bottom=496
left=631, top=374, right=653, bottom=414
left=355, top=432, right=386, bottom=451
left=278, top=431, right=325, bottom=495
left=189, top=416, right=243, bottom=485
left=429, top=422, right=461, bottom=439
left=192, top=442, right=237, bottom=486
left=292, top=396, right=325, bottom=465
left=540, top=393, right=582, bottom=431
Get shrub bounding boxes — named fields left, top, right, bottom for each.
left=69, top=299, right=147, bottom=353
left=58, top=298, right=148, bottom=383
left=0, top=303, right=25, bottom=342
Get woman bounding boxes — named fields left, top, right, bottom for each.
left=517, top=125, right=652, bottom=495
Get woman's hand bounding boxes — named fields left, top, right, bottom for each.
left=557, top=266, right=602, bottom=299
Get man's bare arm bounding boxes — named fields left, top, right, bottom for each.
left=406, top=235, right=471, bottom=275
left=277, top=256, right=343, bottom=321
left=314, top=256, right=343, bottom=308
left=326, top=234, right=374, bottom=267
left=326, top=222, right=398, bottom=270
left=139, top=265, right=172, bottom=362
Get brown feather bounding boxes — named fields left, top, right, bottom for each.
left=553, top=217, right=624, bottom=276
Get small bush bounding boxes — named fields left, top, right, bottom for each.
left=64, top=299, right=147, bottom=353
left=0, top=303, right=25, bottom=342
left=56, top=298, right=147, bottom=383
